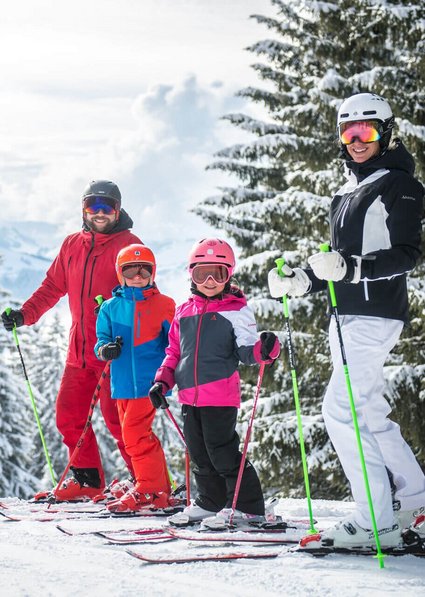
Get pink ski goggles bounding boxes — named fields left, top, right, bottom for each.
left=191, top=264, right=231, bottom=285
left=339, top=120, right=382, bottom=145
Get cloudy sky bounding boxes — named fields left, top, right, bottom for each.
left=0, top=1, right=272, bottom=241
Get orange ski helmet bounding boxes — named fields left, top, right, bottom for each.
left=116, top=244, right=156, bottom=285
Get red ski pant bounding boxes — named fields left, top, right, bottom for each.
left=56, top=364, right=134, bottom=486
left=117, top=398, right=170, bottom=494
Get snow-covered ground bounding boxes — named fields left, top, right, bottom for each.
left=0, top=498, right=423, bottom=597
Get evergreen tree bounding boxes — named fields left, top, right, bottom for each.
left=0, top=287, right=39, bottom=497
left=27, top=314, right=68, bottom=489
left=195, top=0, right=425, bottom=498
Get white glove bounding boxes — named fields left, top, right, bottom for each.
left=307, top=251, right=347, bottom=281
left=268, top=265, right=311, bottom=298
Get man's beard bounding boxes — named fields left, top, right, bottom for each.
left=84, top=218, right=117, bottom=233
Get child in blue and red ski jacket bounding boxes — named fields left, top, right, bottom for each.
left=149, top=238, right=280, bottom=528
left=95, top=244, right=175, bottom=513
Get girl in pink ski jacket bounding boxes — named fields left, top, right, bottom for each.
left=149, top=238, right=280, bottom=527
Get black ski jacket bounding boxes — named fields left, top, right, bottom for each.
left=308, top=140, right=424, bottom=323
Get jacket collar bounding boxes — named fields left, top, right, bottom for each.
left=113, top=284, right=158, bottom=300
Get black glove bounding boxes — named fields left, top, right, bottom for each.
left=1, top=309, right=24, bottom=331
left=98, top=337, right=123, bottom=361
left=260, top=331, right=280, bottom=360
left=149, top=382, right=169, bottom=410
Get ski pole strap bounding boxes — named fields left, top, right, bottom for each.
left=319, top=243, right=337, bottom=307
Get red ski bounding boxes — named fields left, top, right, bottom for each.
left=126, top=549, right=280, bottom=564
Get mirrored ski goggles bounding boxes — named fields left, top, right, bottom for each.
left=339, top=120, right=382, bottom=145
left=191, top=264, right=231, bottom=285
left=122, top=263, right=153, bottom=279
left=83, top=196, right=118, bottom=215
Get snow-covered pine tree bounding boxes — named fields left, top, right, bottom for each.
left=0, top=287, right=39, bottom=497
left=195, top=0, right=425, bottom=498
left=27, top=314, right=68, bottom=489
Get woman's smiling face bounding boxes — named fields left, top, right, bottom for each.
left=346, top=140, right=380, bottom=164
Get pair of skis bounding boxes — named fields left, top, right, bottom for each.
left=54, top=517, right=425, bottom=564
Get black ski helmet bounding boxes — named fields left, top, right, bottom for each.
left=82, top=180, right=122, bottom=208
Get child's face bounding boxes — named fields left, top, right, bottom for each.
left=191, top=263, right=229, bottom=297
left=195, top=280, right=226, bottom=297
left=122, top=263, right=152, bottom=288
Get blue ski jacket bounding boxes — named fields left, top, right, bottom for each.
left=95, top=284, right=175, bottom=399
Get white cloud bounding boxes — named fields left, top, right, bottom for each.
left=0, top=0, right=273, bottom=303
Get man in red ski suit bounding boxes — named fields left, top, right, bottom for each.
left=1, top=180, right=142, bottom=500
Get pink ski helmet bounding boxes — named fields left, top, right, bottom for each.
left=188, top=238, right=236, bottom=277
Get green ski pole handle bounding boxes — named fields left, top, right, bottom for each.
left=274, top=258, right=317, bottom=534
left=319, top=244, right=385, bottom=568
left=94, top=295, right=104, bottom=315
left=5, top=307, right=57, bottom=486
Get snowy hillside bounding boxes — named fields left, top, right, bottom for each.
left=0, top=497, right=423, bottom=597
left=0, top=220, right=205, bottom=307
left=0, top=221, right=63, bottom=302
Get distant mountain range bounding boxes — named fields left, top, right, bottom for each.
left=0, top=220, right=196, bottom=306
left=0, top=221, right=63, bottom=302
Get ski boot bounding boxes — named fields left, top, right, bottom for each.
left=106, top=488, right=171, bottom=514
left=92, top=477, right=135, bottom=503
left=201, top=508, right=265, bottom=531
left=33, top=468, right=104, bottom=503
left=168, top=502, right=217, bottom=527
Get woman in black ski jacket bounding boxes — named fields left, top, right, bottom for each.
left=268, top=93, right=425, bottom=550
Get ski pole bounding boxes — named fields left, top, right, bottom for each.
left=230, top=362, right=266, bottom=527
left=163, top=407, right=191, bottom=506
left=5, top=307, right=56, bottom=486
left=275, top=258, right=317, bottom=534
left=320, top=243, right=385, bottom=568
left=50, top=360, right=111, bottom=502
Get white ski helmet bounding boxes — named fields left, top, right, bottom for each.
left=337, top=93, right=395, bottom=154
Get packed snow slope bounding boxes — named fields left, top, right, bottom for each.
left=0, top=497, right=423, bottom=597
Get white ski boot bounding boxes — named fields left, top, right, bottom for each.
left=168, top=502, right=216, bottom=527
left=201, top=507, right=265, bottom=531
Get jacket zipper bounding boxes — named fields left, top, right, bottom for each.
left=331, top=196, right=351, bottom=252
left=338, top=196, right=351, bottom=228
left=88, top=256, right=97, bottom=297
left=79, top=234, right=95, bottom=367
left=193, top=300, right=208, bottom=406
left=132, top=291, right=139, bottom=397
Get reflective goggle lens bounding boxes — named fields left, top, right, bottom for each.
left=191, top=264, right=230, bottom=285
left=83, top=196, right=117, bottom=215
left=339, top=121, right=381, bottom=145
left=122, top=264, right=153, bottom=280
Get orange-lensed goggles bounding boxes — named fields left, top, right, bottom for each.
left=339, top=120, right=382, bottom=145
left=191, top=264, right=230, bottom=285
left=122, top=264, right=153, bottom=280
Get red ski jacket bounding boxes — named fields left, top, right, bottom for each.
left=21, top=213, right=141, bottom=368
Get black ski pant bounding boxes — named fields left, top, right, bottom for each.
left=182, top=404, right=264, bottom=515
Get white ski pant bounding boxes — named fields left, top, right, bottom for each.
left=322, top=315, right=425, bottom=529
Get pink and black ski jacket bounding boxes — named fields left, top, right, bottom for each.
left=155, top=288, right=262, bottom=408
